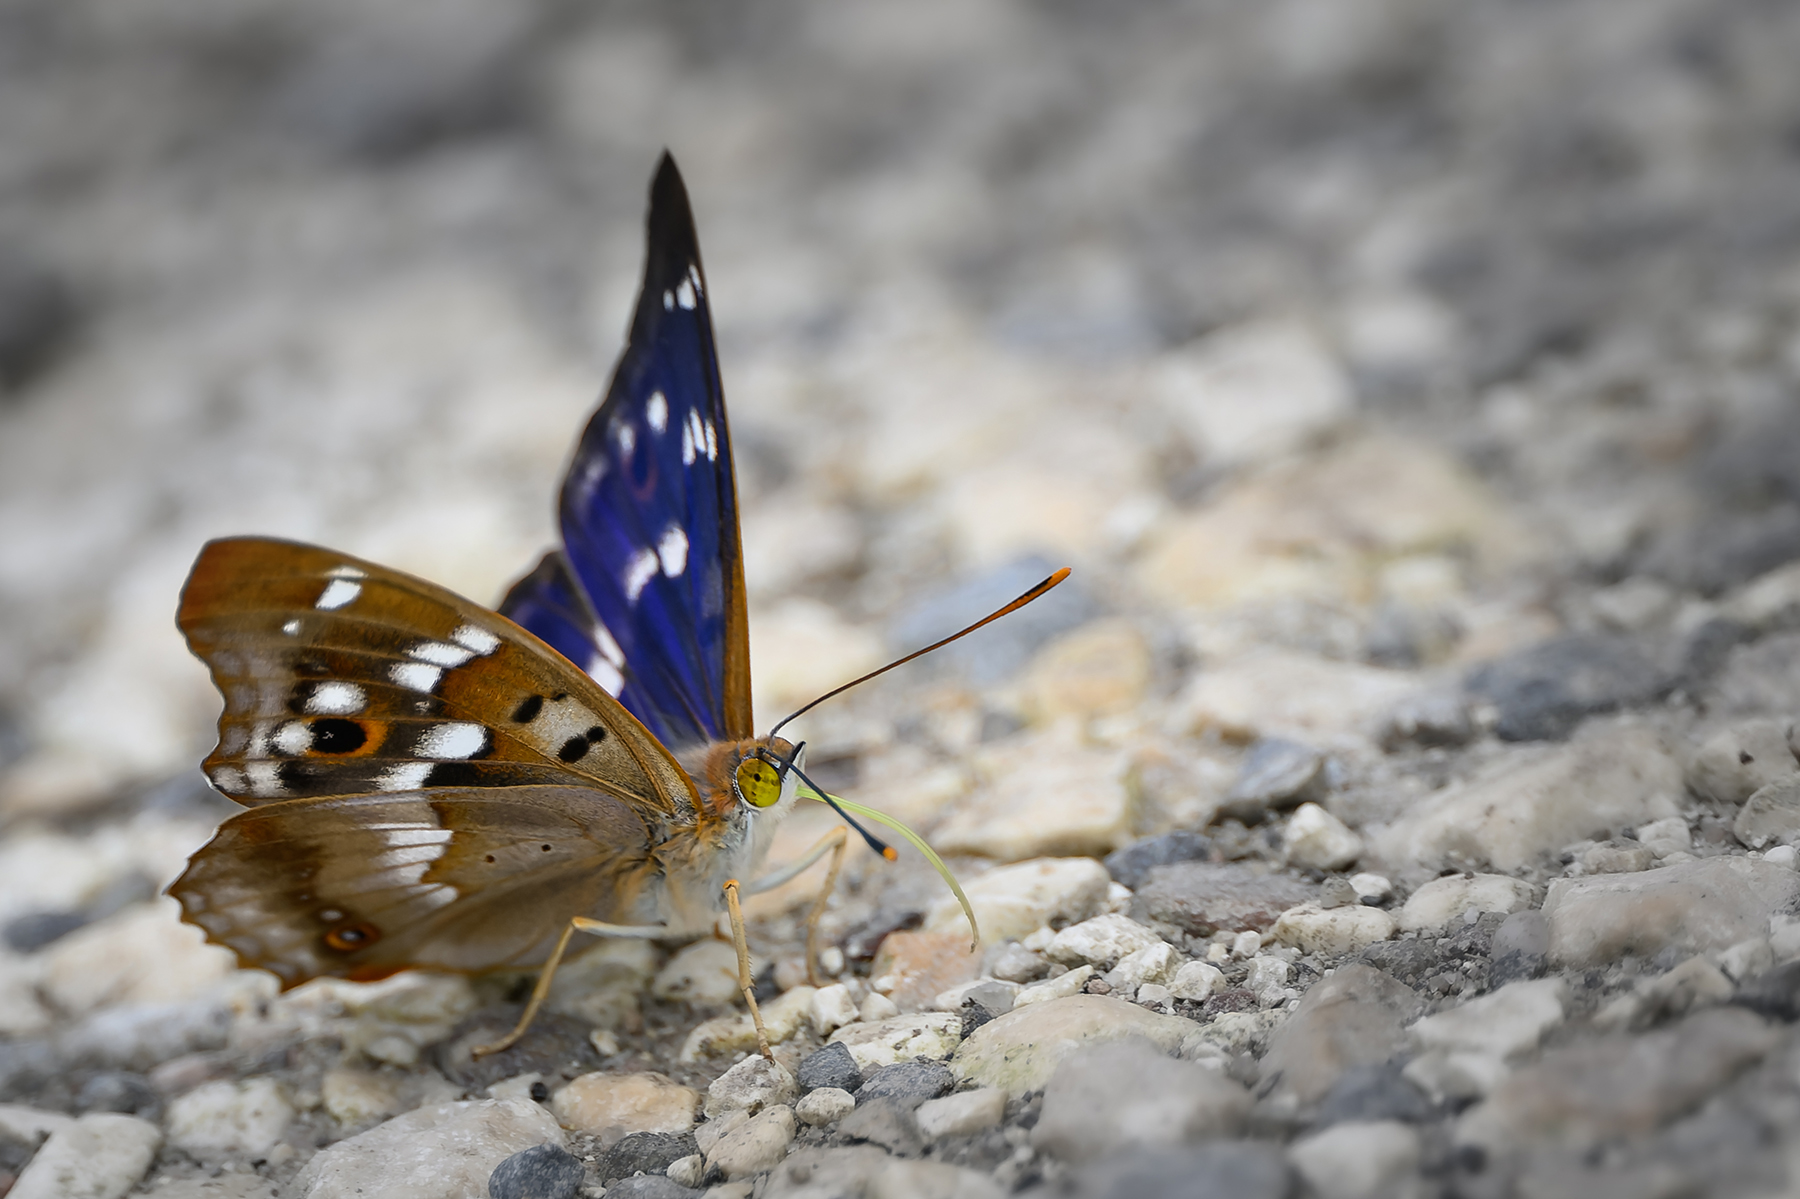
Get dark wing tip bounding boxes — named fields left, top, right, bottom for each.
left=643, top=152, right=703, bottom=295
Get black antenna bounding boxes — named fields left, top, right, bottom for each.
left=767, top=567, right=1071, bottom=742
left=768, top=747, right=898, bottom=862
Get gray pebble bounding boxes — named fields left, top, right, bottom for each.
left=855, top=1060, right=953, bottom=1109
left=1224, top=738, right=1326, bottom=817
left=597, top=1131, right=698, bottom=1183
left=796, top=1042, right=862, bottom=1093
left=1312, top=1062, right=1436, bottom=1127
left=1465, top=632, right=1666, bottom=741
left=1104, top=830, right=1213, bottom=890
left=487, top=1143, right=584, bottom=1199
left=599, top=1177, right=701, bottom=1199
left=836, top=1097, right=921, bottom=1155
left=1073, top=1142, right=1293, bottom=1199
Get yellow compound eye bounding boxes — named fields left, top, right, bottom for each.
left=734, top=756, right=783, bottom=808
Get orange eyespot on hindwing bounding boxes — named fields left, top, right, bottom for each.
left=324, top=921, right=381, bottom=953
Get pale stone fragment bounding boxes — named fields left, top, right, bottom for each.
left=292, top=1098, right=563, bottom=1199
left=166, top=1078, right=295, bottom=1157
left=1270, top=903, right=1397, bottom=956
left=549, top=1072, right=697, bottom=1137
left=1283, top=803, right=1364, bottom=871
left=9, top=1113, right=161, bottom=1199
left=1398, top=874, right=1536, bottom=934
left=915, top=1087, right=1007, bottom=1140
left=828, top=1012, right=963, bottom=1071
left=924, top=857, right=1111, bottom=945
left=1288, top=1120, right=1422, bottom=1199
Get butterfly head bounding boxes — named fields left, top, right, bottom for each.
left=728, top=737, right=805, bottom=817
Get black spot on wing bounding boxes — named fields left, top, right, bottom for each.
left=558, top=736, right=588, bottom=763
left=512, top=694, right=544, bottom=723
left=586, top=725, right=607, bottom=743
left=425, top=762, right=480, bottom=787
left=311, top=719, right=367, bottom=754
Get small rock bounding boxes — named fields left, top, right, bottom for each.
left=320, top=1067, right=402, bottom=1126
left=651, top=940, right=742, bottom=1007
left=1170, top=961, right=1225, bottom=1001
left=8, top=1112, right=160, bottom=1199
left=868, top=931, right=980, bottom=1011
left=1489, top=910, right=1550, bottom=986
left=763, top=1146, right=895, bottom=1197
left=809, top=984, right=859, bottom=1036
left=1133, top=861, right=1319, bottom=938
left=827, top=1012, right=962, bottom=1071
left=488, top=1143, right=584, bottom=1199
left=1349, top=873, right=1392, bottom=903
left=1014, top=965, right=1095, bottom=1005
left=596, top=1131, right=699, bottom=1182
left=1593, top=956, right=1733, bottom=1032
left=1688, top=720, right=1800, bottom=804
left=166, top=1078, right=294, bottom=1157
left=1380, top=689, right=1475, bottom=749
left=1405, top=978, right=1567, bottom=1100
left=856, top=1060, right=953, bottom=1109
left=934, top=979, right=1019, bottom=1014
left=865, top=1158, right=1006, bottom=1199
left=914, top=1088, right=1006, bottom=1140
left=599, top=1178, right=699, bottom=1199
left=1105, top=941, right=1179, bottom=994
left=1398, top=874, right=1536, bottom=934
left=1174, top=648, right=1422, bottom=744
left=859, top=991, right=900, bottom=1022
left=704, top=1103, right=797, bottom=1180
left=924, top=856, right=1111, bottom=945
left=292, top=1098, right=562, bottom=1199
left=1287, top=1120, right=1421, bottom=1199
left=951, top=994, right=1207, bottom=1098
left=1224, top=738, right=1327, bottom=819
left=1259, top=965, right=1421, bottom=1107
left=1731, top=960, right=1800, bottom=1021
left=794, top=1087, right=855, bottom=1127
left=1032, top=1037, right=1251, bottom=1162
left=1544, top=855, right=1800, bottom=967
left=1137, top=983, right=1176, bottom=1012
left=666, top=1154, right=704, bottom=1187
left=39, top=902, right=234, bottom=1018
left=1104, top=831, right=1213, bottom=890
left=1044, top=914, right=1162, bottom=969
left=1283, top=803, right=1363, bottom=871
left=550, top=1073, right=698, bottom=1138
left=986, top=941, right=1052, bottom=983
left=703, top=1055, right=796, bottom=1119
left=1152, top=320, right=1352, bottom=467
left=931, top=731, right=1134, bottom=861
left=796, top=1043, right=863, bottom=1093
left=1270, top=903, right=1397, bottom=955
left=1313, top=1062, right=1436, bottom=1127
left=676, top=985, right=815, bottom=1061
left=74, top=1071, right=157, bottom=1118
left=1577, top=840, right=1656, bottom=874
left=1457, top=1008, right=1780, bottom=1153
left=1019, top=618, right=1154, bottom=722
left=1378, top=722, right=1683, bottom=871
left=1466, top=633, right=1667, bottom=741
left=836, top=1098, right=921, bottom=1156
left=1734, top=778, right=1800, bottom=848
left=1071, top=1141, right=1293, bottom=1199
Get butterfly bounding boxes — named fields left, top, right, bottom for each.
left=169, top=153, right=1063, bottom=1057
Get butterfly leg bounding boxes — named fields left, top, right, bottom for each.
left=471, top=918, right=667, bottom=1058
left=746, top=827, right=849, bottom=988
left=721, top=878, right=773, bottom=1059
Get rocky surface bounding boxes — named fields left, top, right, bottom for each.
left=7, top=0, right=1800, bottom=1195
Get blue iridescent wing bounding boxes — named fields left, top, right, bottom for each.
left=501, top=154, right=752, bottom=750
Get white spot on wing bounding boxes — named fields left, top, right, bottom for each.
left=315, top=579, right=361, bottom=610
left=592, top=622, right=625, bottom=667
left=704, top=419, right=717, bottom=461
left=306, top=682, right=366, bottom=715
left=245, top=762, right=286, bottom=797
left=646, top=391, right=668, bottom=433
left=451, top=625, right=500, bottom=656
left=624, top=548, right=659, bottom=603
left=377, top=762, right=433, bottom=791
left=273, top=721, right=312, bottom=755
left=327, top=566, right=366, bottom=579
left=409, top=641, right=475, bottom=668
left=282, top=619, right=301, bottom=636
left=689, top=264, right=704, bottom=294
left=417, top=722, right=488, bottom=759
left=392, top=662, right=442, bottom=693
left=658, top=525, right=689, bottom=577
left=618, top=422, right=636, bottom=458
left=680, top=419, right=696, bottom=466
left=373, top=825, right=453, bottom=846
left=588, top=655, right=625, bottom=696
left=675, top=277, right=697, bottom=310
left=209, top=766, right=246, bottom=794
left=371, top=845, right=446, bottom=870
left=663, top=290, right=675, bottom=310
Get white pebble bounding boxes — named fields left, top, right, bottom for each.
left=9, top=1113, right=161, bottom=1199
left=859, top=992, right=900, bottom=1022
left=809, top=984, right=859, bottom=1036
left=1349, top=872, right=1392, bottom=901
left=1170, top=961, right=1224, bottom=1001
left=1765, top=845, right=1798, bottom=869
left=915, top=1088, right=1007, bottom=1140
left=794, top=1087, right=856, bottom=1127
left=667, top=1154, right=705, bottom=1187
left=818, top=946, right=846, bottom=976
left=1230, top=931, right=1262, bottom=959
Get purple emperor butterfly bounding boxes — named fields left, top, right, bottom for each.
left=169, top=155, right=1066, bottom=1057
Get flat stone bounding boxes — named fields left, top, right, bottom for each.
left=1269, top=903, right=1396, bottom=956
left=1071, top=1141, right=1293, bottom=1199
left=1152, top=320, right=1352, bottom=467
left=488, top=1143, right=584, bottom=1199
left=9, top=1112, right=160, bottom=1199
left=933, top=979, right=1019, bottom=1014
left=650, top=939, right=742, bottom=1007
left=38, top=901, right=235, bottom=1019
left=1018, top=618, right=1153, bottom=722
left=550, top=1072, right=698, bottom=1138
left=596, top=1131, right=699, bottom=1182
left=836, top=1097, right=921, bottom=1155
left=1380, top=689, right=1475, bottom=749
left=808, top=984, right=858, bottom=1036
left=1312, top=1062, right=1436, bottom=1127
left=864, top=1157, right=1006, bottom=1199
left=1466, top=633, right=1666, bottom=742
left=794, top=1087, right=855, bottom=1127
left=1133, top=861, right=1318, bottom=938
left=165, top=1078, right=295, bottom=1157
left=1283, top=803, right=1363, bottom=872
left=1634, top=817, right=1693, bottom=859
left=827, top=1012, right=962, bottom=1071
left=1378, top=722, right=1683, bottom=871
left=676, top=985, right=814, bottom=1061
left=763, top=1146, right=896, bottom=1198
left=1457, top=1008, right=1780, bottom=1153
left=1105, top=941, right=1179, bottom=994
left=1543, top=855, right=1800, bottom=967
left=704, top=1055, right=796, bottom=1118
left=1688, top=720, right=1800, bottom=804
left=924, top=857, right=1111, bottom=945
left=795, top=1043, right=862, bottom=1093
left=320, top=1067, right=402, bottom=1126
left=1104, top=831, right=1213, bottom=890
left=1577, top=840, right=1656, bottom=874
left=868, top=931, right=980, bottom=1012
left=914, top=1087, right=1006, bottom=1140
left=1224, top=738, right=1327, bottom=819
left=1735, top=778, right=1800, bottom=849
left=1014, top=964, right=1094, bottom=1006
left=1032, top=1037, right=1250, bottom=1162
left=1404, top=978, right=1567, bottom=1100
left=1173, top=650, right=1421, bottom=745
left=951, top=994, right=1206, bottom=1098
left=1398, top=874, right=1536, bottom=934
left=932, top=731, right=1134, bottom=861
left=855, top=1060, right=953, bottom=1109
left=292, top=1097, right=563, bottom=1199
left=1044, top=914, right=1162, bottom=969
left=1287, top=1120, right=1421, bottom=1199
left=1593, top=956, right=1734, bottom=1033
left=1259, top=964, right=1421, bottom=1108
left=704, top=1104, right=795, bottom=1181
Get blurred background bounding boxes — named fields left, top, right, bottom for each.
left=3, top=0, right=1800, bottom=826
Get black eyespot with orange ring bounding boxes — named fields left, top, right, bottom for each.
left=324, top=921, right=381, bottom=952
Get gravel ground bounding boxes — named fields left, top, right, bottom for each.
left=6, top=1, right=1800, bottom=1196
